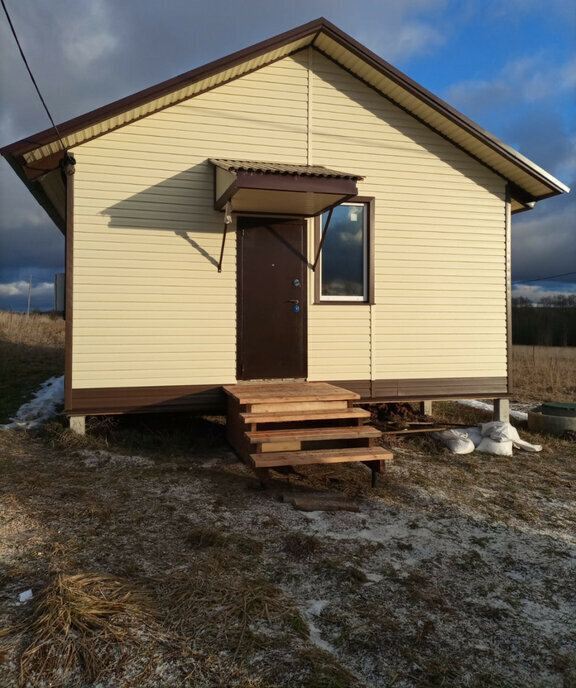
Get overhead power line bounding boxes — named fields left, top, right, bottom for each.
left=512, top=271, right=576, bottom=285
left=1, top=0, right=66, bottom=151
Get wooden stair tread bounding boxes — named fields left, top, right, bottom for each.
left=223, top=381, right=360, bottom=404
left=246, top=426, right=381, bottom=443
left=250, top=447, right=393, bottom=468
left=240, top=408, right=371, bottom=424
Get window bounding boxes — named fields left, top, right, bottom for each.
left=316, top=198, right=373, bottom=303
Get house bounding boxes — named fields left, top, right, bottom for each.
left=1, top=19, right=568, bottom=462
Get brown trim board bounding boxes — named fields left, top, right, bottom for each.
left=372, top=377, right=509, bottom=399
left=63, top=156, right=75, bottom=412
left=505, top=185, right=513, bottom=395
left=67, top=385, right=227, bottom=416
left=67, top=377, right=509, bottom=416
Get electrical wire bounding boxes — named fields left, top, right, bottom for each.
left=1, top=0, right=66, bottom=152
left=512, top=271, right=576, bottom=285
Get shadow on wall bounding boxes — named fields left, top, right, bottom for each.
left=312, top=51, right=504, bottom=201
left=101, top=160, right=225, bottom=269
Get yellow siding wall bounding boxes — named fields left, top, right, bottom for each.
left=307, top=51, right=507, bottom=382
left=71, top=47, right=507, bottom=390
left=71, top=53, right=309, bottom=388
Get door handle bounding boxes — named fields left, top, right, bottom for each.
left=286, top=299, right=300, bottom=304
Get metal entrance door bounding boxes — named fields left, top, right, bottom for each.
left=237, top=217, right=307, bottom=380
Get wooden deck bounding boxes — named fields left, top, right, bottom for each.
left=224, top=382, right=393, bottom=485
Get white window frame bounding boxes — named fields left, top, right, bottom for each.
left=319, top=202, right=368, bottom=302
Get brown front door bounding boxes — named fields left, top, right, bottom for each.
left=238, top=217, right=307, bottom=380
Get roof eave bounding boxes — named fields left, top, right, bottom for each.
left=4, top=153, right=66, bottom=233
left=0, top=17, right=328, bottom=160
left=312, top=22, right=570, bottom=200
left=0, top=17, right=569, bottom=203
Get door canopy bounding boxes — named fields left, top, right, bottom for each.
left=211, top=159, right=363, bottom=217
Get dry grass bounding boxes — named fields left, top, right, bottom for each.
left=511, top=345, right=576, bottom=402
left=0, top=311, right=65, bottom=423
left=6, top=573, right=162, bottom=688
left=0, top=420, right=574, bottom=687
left=1, top=318, right=575, bottom=686
left=0, top=311, right=64, bottom=349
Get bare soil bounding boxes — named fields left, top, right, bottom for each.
left=1, top=409, right=575, bottom=688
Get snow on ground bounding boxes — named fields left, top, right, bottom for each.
left=1, top=375, right=64, bottom=430
left=458, top=398, right=529, bottom=421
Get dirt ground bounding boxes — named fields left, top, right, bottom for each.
left=0, top=409, right=575, bottom=688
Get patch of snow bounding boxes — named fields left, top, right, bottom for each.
left=1, top=375, right=65, bottom=430
left=306, top=599, right=329, bottom=616
left=301, top=599, right=336, bottom=655
left=77, top=448, right=155, bottom=468
left=18, top=589, right=33, bottom=603
left=363, top=572, right=383, bottom=583
left=458, top=399, right=528, bottom=421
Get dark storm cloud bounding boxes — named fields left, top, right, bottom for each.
left=512, top=189, right=576, bottom=284
left=0, top=0, right=453, bottom=311
left=0, top=0, right=574, bottom=310
left=446, top=53, right=575, bottom=292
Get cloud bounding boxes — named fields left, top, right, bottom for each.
left=0, top=280, right=55, bottom=312
left=61, top=4, right=119, bottom=74
left=512, top=283, right=576, bottom=302
left=446, top=54, right=576, bottom=116
left=0, top=280, right=52, bottom=297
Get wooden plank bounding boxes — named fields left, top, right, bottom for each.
left=292, top=497, right=359, bottom=512
left=223, top=381, right=360, bottom=404
left=240, top=408, right=371, bottom=424
left=249, top=400, right=348, bottom=413
left=246, top=426, right=381, bottom=443
left=260, top=441, right=301, bottom=452
left=249, top=447, right=393, bottom=468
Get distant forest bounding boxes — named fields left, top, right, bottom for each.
left=512, top=295, right=576, bottom=346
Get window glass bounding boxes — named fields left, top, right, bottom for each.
left=321, top=203, right=366, bottom=300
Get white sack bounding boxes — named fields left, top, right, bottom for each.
left=433, top=422, right=541, bottom=456
left=463, top=426, right=483, bottom=446
left=476, top=436, right=513, bottom=456
left=480, top=422, right=542, bottom=453
left=431, top=429, right=475, bottom=454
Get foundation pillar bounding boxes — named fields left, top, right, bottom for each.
left=493, top=399, right=510, bottom=423
left=69, top=415, right=86, bottom=435
left=419, top=400, right=433, bottom=416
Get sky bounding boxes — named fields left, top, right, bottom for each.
left=0, top=0, right=574, bottom=311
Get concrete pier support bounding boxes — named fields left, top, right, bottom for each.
left=69, top=415, right=86, bottom=435
left=419, top=400, right=433, bottom=416
left=493, top=399, right=510, bottom=423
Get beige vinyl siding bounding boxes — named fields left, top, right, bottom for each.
left=307, top=51, right=507, bottom=382
left=71, top=46, right=508, bottom=391
left=71, top=53, right=309, bottom=388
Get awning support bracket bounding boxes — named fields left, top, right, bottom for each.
left=312, top=207, right=333, bottom=271
left=217, top=201, right=233, bottom=273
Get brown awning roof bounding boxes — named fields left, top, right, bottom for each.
left=210, top=159, right=363, bottom=180
left=211, top=159, right=362, bottom=217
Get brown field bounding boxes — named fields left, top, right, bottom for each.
left=0, top=314, right=575, bottom=687
left=511, top=345, right=576, bottom=403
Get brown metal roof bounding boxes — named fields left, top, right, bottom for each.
left=210, top=159, right=364, bottom=180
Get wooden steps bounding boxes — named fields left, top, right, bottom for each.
left=246, top=426, right=381, bottom=444
left=224, top=382, right=359, bottom=404
left=224, top=382, right=392, bottom=486
left=249, top=447, right=393, bottom=468
left=240, top=407, right=370, bottom=425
